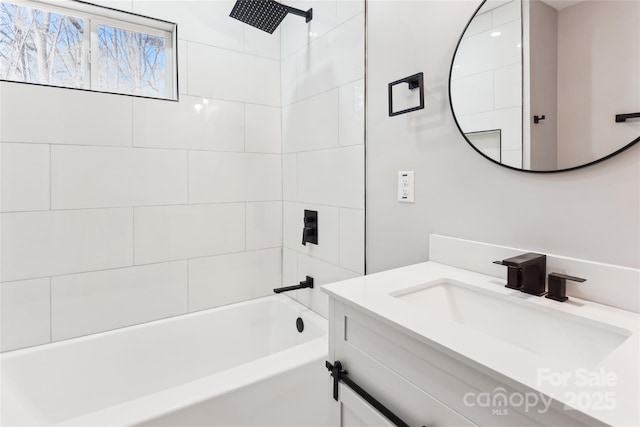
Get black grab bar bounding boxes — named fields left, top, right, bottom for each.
left=326, top=360, right=414, bottom=427
left=615, top=112, right=640, bottom=122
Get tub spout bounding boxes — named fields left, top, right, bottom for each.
left=274, top=276, right=314, bottom=293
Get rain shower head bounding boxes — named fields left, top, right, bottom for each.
left=230, top=0, right=312, bottom=34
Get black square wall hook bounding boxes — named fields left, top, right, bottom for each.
left=407, top=76, right=420, bottom=89
left=388, top=72, right=424, bottom=117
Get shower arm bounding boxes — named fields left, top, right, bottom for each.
left=283, top=5, right=313, bottom=23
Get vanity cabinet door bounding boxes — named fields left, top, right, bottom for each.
left=329, top=306, right=477, bottom=427
left=329, top=300, right=598, bottom=427
left=338, top=383, right=395, bottom=427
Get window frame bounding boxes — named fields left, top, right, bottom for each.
left=1, top=0, right=178, bottom=101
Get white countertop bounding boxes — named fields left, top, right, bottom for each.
left=322, top=261, right=640, bottom=427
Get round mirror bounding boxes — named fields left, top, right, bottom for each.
left=450, top=0, right=640, bottom=172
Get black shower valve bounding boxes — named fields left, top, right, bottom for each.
left=302, top=210, right=318, bottom=246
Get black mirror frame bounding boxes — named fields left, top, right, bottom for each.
left=448, top=0, right=640, bottom=173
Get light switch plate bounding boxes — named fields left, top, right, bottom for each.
left=398, top=171, right=414, bottom=203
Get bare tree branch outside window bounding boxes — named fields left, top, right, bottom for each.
left=0, top=2, right=84, bottom=88
left=0, top=1, right=168, bottom=98
left=98, top=25, right=165, bottom=97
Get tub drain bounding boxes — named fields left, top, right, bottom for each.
left=296, top=317, right=304, bottom=333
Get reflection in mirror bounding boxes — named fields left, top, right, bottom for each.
left=450, top=0, right=640, bottom=172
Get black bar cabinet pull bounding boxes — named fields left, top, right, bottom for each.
left=615, top=112, right=640, bottom=122
left=326, top=360, right=415, bottom=427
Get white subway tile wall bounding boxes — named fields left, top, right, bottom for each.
left=244, top=25, right=281, bottom=60
left=133, top=96, right=245, bottom=152
left=0, top=0, right=364, bottom=351
left=188, top=248, right=281, bottom=312
left=278, top=3, right=365, bottom=314
left=134, top=204, right=246, bottom=264
left=188, top=152, right=281, bottom=203
left=295, top=14, right=365, bottom=100
left=282, top=153, right=298, bottom=201
left=51, top=146, right=188, bottom=209
left=51, top=262, right=188, bottom=341
left=339, top=208, right=366, bottom=274
left=337, top=0, right=365, bottom=25
left=1, top=143, right=50, bottom=212
left=245, top=104, right=282, bottom=153
left=246, top=201, right=283, bottom=250
left=0, top=279, right=51, bottom=352
left=283, top=202, right=341, bottom=265
left=0, top=84, right=133, bottom=147
left=281, top=0, right=338, bottom=58
left=297, top=145, right=365, bottom=209
left=178, top=39, right=189, bottom=95
left=0, top=0, right=279, bottom=352
left=339, top=79, right=365, bottom=147
left=1, top=208, right=134, bottom=282
left=187, top=43, right=280, bottom=106
left=282, top=89, right=339, bottom=153
left=294, top=253, right=361, bottom=318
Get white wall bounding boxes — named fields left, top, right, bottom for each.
left=526, top=0, right=558, bottom=170
left=279, top=0, right=365, bottom=318
left=0, top=0, right=283, bottom=351
left=556, top=0, right=640, bottom=169
left=367, top=0, right=640, bottom=283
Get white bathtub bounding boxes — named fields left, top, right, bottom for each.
left=1, top=295, right=332, bottom=426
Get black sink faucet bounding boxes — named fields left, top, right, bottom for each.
left=494, top=253, right=547, bottom=296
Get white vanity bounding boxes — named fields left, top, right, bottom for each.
left=322, top=236, right=639, bottom=427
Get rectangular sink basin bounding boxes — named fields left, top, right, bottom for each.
left=391, top=279, right=631, bottom=366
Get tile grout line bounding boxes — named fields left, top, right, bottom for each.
left=1, top=134, right=360, bottom=155
left=283, top=76, right=364, bottom=108
left=337, top=208, right=341, bottom=267
left=49, top=144, right=52, bottom=210
left=1, top=200, right=293, bottom=215
left=284, top=141, right=364, bottom=155
left=1, top=200, right=363, bottom=215
left=295, top=249, right=363, bottom=277
left=44, top=290, right=284, bottom=347
left=186, top=259, right=190, bottom=313
left=184, top=41, right=189, bottom=95
left=336, top=84, right=342, bottom=147
left=49, top=277, right=52, bottom=343
left=244, top=202, right=248, bottom=251
left=130, top=97, right=134, bottom=148
left=0, top=141, right=283, bottom=154
left=187, top=39, right=280, bottom=63
left=0, top=140, right=355, bottom=157
left=173, top=93, right=280, bottom=109
left=280, top=10, right=364, bottom=62
left=279, top=72, right=284, bottom=267
left=132, top=208, right=135, bottom=266
left=186, top=151, right=190, bottom=204
left=0, top=246, right=285, bottom=285
left=294, top=152, right=299, bottom=200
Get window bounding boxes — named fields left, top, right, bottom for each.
left=0, top=0, right=177, bottom=99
